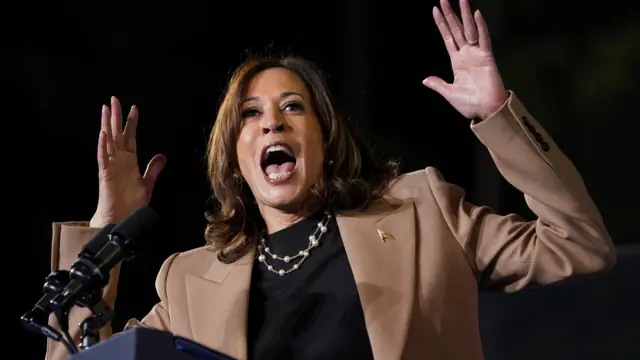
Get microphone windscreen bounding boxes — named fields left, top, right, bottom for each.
left=110, top=207, right=161, bottom=251
left=78, top=223, right=117, bottom=259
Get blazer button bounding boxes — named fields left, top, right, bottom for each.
left=541, top=141, right=550, bottom=152
left=524, top=122, right=535, bottom=133
left=534, top=132, right=544, bottom=143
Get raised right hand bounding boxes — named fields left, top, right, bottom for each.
left=90, top=96, right=167, bottom=228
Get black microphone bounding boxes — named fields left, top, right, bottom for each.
left=79, top=223, right=117, bottom=259
left=49, top=207, right=160, bottom=314
left=21, top=271, right=70, bottom=339
left=21, top=223, right=116, bottom=334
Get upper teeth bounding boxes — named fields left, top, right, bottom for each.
left=266, top=144, right=293, bottom=156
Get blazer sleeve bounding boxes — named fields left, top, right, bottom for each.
left=45, top=222, right=177, bottom=360
left=427, top=91, right=616, bottom=292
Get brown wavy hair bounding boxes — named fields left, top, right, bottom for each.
left=205, top=55, right=398, bottom=263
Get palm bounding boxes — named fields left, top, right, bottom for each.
left=99, top=152, right=148, bottom=214
left=424, top=0, right=508, bottom=119
left=92, top=97, right=166, bottom=227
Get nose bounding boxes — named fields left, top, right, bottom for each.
left=261, top=113, right=286, bottom=134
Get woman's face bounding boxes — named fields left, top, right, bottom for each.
left=236, top=68, right=324, bottom=213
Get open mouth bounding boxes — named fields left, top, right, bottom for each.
left=260, top=143, right=297, bottom=183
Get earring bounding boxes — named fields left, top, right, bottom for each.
left=327, top=160, right=334, bottom=167
left=233, top=173, right=243, bottom=188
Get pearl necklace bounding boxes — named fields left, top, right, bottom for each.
left=257, top=211, right=331, bottom=276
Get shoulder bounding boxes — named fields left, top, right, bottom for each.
left=156, top=246, right=218, bottom=283
left=384, top=166, right=452, bottom=201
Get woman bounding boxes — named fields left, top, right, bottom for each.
left=46, top=0, right=615, bottom=359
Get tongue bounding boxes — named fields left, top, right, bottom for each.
left=264, top=162, right=295, bottom=176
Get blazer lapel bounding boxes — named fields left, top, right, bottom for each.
left=337, top=199, right=417, bottom=360
left=185, top=248, right=255, bottom=360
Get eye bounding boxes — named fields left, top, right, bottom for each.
left=241, top=108, right=261, bottom=119
left=283, top=101, right=304, bottom=112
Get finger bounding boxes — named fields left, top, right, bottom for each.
left=123, top=105, right=138, bottom=153
left=422, top=76, right=454, bottom=100
left=475, top=10, right=492, bottom=51
left=433, top=7, right=458, bottom=54
left=97, top=130, right=109, bottom=171
left=101, top=105, right=115, bottom=155
left=143, top=154, right=167, bottom=186
left=460, top=0, right=478, bottom=43
left=111, top=96, right=124, bottom=148
left=440, top=0, right=466, bottom=48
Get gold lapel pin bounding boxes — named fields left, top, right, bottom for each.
left=377, top=229, right=394, bottom=242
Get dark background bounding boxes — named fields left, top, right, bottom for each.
left=10, top=0, right=640, bottom=358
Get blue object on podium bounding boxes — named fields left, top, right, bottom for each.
left=69, top=327, right=236, bottom=359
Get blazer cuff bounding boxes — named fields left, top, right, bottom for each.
left=51, top=221, right=99, bottom=272
left=470, top=91, right=552, bottom=166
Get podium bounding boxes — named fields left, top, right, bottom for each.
left=69, top=328, right=236, bottom=360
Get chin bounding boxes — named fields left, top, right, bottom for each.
left=255, top=183, right=309, bottom=212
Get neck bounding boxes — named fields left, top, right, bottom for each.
left=258, top=202, right=321, bottom=234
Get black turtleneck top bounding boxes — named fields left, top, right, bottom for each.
left=246, top=211, right=374, bottom=360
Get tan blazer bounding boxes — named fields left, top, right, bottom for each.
left=45, top=92, right=615, bottom=360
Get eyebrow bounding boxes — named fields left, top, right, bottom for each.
left=241, top=91, right=305, bottom=106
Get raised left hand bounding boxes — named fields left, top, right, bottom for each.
left=423, top=0, right=509, bottom=120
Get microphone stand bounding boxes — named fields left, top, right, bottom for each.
left=75, top=288, right=114, bottom=350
